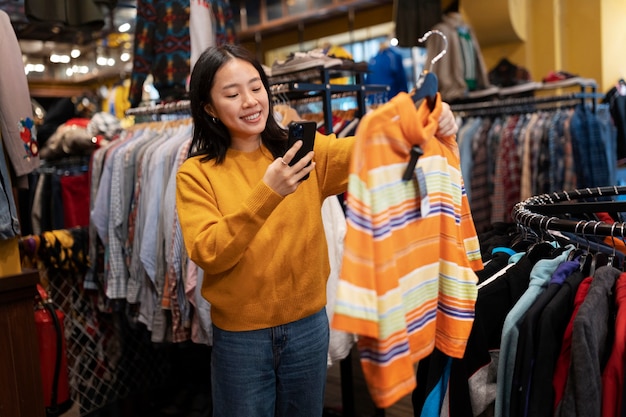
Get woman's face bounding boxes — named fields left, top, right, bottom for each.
left=205, top=58, right=270, bottom=151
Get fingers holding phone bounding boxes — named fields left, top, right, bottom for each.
left=287, top=121, right=317, bottom=181
left=262, top=124, right=316, bottom=196
left=282, top=140, right=315, bottom=182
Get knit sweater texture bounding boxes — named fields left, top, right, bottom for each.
left=176, top=133, right=353, bottom=331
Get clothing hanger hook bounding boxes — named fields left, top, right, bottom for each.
left=419, top=29, right=448, bottom=72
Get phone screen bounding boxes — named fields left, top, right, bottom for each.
left=287, top=121, right=317, bottom=180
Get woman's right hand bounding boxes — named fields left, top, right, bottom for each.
left=263, top=140, right=316, bottom=197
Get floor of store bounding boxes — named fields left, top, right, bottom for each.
left=58, top=345, right=414, bottom=417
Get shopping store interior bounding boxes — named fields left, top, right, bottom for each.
left=3, top=1, right=626, bottom=417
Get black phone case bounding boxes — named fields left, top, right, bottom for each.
left=287, top=121, right=317, bottom=180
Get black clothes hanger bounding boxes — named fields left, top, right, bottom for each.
left=403, top=30, right=447, bottom=181
left=412, top=29, right=447, bottom=109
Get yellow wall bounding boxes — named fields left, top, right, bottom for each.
left=601, top=0, right=626, bottom=87
left=244, top=0, right=626, bottom=92
left=468, top=0, right=626, bottom=92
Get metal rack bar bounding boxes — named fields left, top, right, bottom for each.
left=512, top=186, right=626, bottom=238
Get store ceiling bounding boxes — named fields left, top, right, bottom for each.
left=0, top=0, right=137, bottom=85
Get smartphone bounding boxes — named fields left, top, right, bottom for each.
left=287, top=120, right=317, bottom=180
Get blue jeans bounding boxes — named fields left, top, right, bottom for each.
left=211, top=308, right=329, bottom=417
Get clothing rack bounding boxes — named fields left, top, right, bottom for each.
left=126, top=77, right=378, bottom=417
left=451, top=92, right=603, bottom=116
left=512, top=185, right=626, bottom=237
left=451, top=78, right=601, bottom=116
left=38, top=155, right=91, bottom=175
left=269, top=64, right=389, bottom=134
left=125, top=100, right=191, bottom=116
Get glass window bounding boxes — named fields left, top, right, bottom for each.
left=311, top=0, right=333, bottom=8
left=267, top=0, right=283, bottom=20
left=244, top=0, right=261, bottom=27
left=287, top=0, right=308, bottom=15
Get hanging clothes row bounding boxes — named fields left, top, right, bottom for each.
left=87, top=102, right=357, bottom=367
left=87, top=115, right=195, bottom=344
left=454, top=95, right=616, bottom=234
left=31, top=156, right=91, bottom=234
left=28, top=112, right=123, bottom=237
left=415, top=184, right=626, bottom=417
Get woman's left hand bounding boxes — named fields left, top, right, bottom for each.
left=435, top=102, right=458, bottom=138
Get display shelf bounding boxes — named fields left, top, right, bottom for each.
left=0, top=269, right=45, bottom=417
left=269, top=63, right=389, bottom=134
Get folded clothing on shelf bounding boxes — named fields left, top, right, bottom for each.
left=542, top=70, right=578, bottom=83
left=271, top=51, right=343, bottom=76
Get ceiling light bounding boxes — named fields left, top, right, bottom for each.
left=71, top=65, right=90, bottom=74
left=50, top=54, right=70, bottom=64
left=25, top=63, right=45, bottom=74
left=120, top=52, right=131, bottom=62
left=71, top=48, right=81, bottom=58
left=118, top=22, right=131, bottom=33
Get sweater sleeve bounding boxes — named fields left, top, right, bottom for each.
left=314, top=132, right=355, bottom=198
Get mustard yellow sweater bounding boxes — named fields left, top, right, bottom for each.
left=175, top=132, right=354, bottom=331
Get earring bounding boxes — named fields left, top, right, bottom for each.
left=212, top=117, right=219, bottom=124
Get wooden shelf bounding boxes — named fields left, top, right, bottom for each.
left=0, top=269, right=46, bottom=417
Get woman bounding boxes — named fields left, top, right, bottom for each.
left=175, top=44, right=458, bottom=417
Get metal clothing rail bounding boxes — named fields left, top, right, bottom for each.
left=451, top=78, right=601, bottom=115
left=512, top=185, right=626, bottom=237
left=125, top=99, right=191, bottom=116
left=450, top=92, right=603, bottom=116
left=268, top=64, right=387, bottom=135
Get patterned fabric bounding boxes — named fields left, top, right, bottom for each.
left=491, top=115, right=521, bottom=223
left=87, top=112, right=122, bottom=140
left=0, top=10, right=40, bottom=178
left=570, top=105, right=614, bottom=188
left=22, top=227, right=90, bottom=274
left=105, top=134, right=134, bottom=299
left=548, top=110, right=569, bottom=192
left=470, top=118, right=492, bottom=233
left=535, top=113, right=552, bottom=194
left=129, top=0, right=191, bottom=107
left=333, top=92, right=482, bottom=408
left=86, top=140, right=114, bottom=290
left=519, top=113, right=539, bottom=200
left=211, top=0, right=237, bottom=46
left=166, top=140, right=192, bottom=342
left=562, top=114, right=578, bottom=190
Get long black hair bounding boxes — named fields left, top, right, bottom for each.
left=188, top=44, right=288, bottom=163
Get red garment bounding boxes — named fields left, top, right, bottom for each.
left=601, top=273, right=626, bottom=417
left=63, top=117, right=90, bottom=128
left=60, top=173, right=90, bottom=228
left=552, top=276, right=593, bottom=411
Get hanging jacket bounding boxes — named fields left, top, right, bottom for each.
left=426, top=12, right=491, bottom=102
